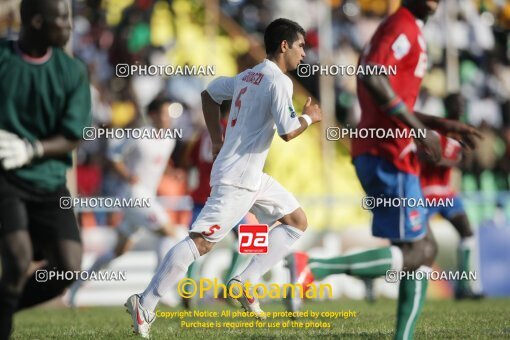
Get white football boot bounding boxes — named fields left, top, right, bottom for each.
left=227, top=276, right=266, bottom=320
left=125, top=294, right=155, bottom=338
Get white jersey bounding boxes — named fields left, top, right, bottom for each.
left=206, top=59, right=301, bottom=191
left=106, top=126, right=176, bottom=195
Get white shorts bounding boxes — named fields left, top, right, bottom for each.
left=190, top=173, right=300, bottom=242
left=117, top=184, right=169, bottom=237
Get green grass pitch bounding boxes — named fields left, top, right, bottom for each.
left=12, top=298, right=510, bottom=339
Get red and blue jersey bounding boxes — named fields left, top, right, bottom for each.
left=352, top=7, right=429, bottom=175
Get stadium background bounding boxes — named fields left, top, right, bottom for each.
left=1, top=0, right=510, bottom=306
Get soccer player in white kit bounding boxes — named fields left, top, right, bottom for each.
left=68, top=98, right=178, bottom=305
left=125, top=18, right=322, bottom=338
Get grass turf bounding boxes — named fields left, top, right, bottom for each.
left=12, top=298, right=510, bottom=339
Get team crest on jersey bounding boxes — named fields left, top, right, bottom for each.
left=392, top=34, right=411, bottom=60
left=288, top=106, right=296, bottom=118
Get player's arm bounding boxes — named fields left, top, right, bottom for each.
left=360, top=73, right=429, bottom=133
left=358, top=31, right=433, bottom=145
left=414, top=112, right=482, bottom=149
left=0, top=130, right=80, bottom=170
left=419, top=150, right=459, bottom=167
left=39, top=136, right=80, bottom=156
left=272, top=77, right=322, bottom=142
left=359, top=72, right=441, bottom=163
left=419, top=134, right=464, bottom=168
left=201, top=76, right=235, bottom=159
left=280, top=97, right=322, bottom=141
left=359, top=27, right=443, bottom=162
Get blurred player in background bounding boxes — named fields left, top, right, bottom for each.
left=286, top=1, right=481, bottom=339
left=181, top=100, right=246, bottom=309
left=420, top=93, right=482, bottom=300
left=67, top=98, right=181, bottom=306
left=125, top=18, right=322, bottom=338
left=0, top=0, right=91, bottom=338
left=364, top=94, right=483, bottom=303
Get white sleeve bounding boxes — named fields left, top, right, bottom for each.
left=270, top=76, right=301, bottom=135
left=206, top=76, right=235, bottom=104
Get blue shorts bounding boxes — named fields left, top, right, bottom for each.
left=353, top=154, right=427, bottom=242
left=426, top=195, right=465, bottom=220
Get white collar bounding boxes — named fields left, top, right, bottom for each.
left=264, top=58, right=284, bottom=74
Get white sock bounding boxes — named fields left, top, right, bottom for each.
left=140, top=236, right=200, bottom=312
left=238, top=224, right=303, bottom=284
left=390, top=246, right=404, bottom=271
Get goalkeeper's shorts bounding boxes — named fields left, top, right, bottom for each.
left=0, top=171, right=81, bottom=258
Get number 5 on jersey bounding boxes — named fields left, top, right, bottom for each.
left=231, top=86, right=247, bottom=127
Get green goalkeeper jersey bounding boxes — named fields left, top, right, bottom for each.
left=0, top=39, right=91, bottom=192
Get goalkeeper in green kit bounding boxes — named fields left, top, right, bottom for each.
left=0, top=0, right=91, bottom=338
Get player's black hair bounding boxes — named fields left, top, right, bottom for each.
left=20, top=0, right=58, bottom=24
left=264, top=18, right=305, bottom=55
left=147, top=97, right=171, bottom=114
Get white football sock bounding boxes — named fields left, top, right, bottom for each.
left=140, top=236, right=200, bottom=311
left=390, top=245, right=404, bottom=271
left=238, top=224, right=303, bottom=284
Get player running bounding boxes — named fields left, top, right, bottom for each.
left=419, top=93, right=482, bottom=300
left=125, top=18, right=322, bottom=338
left=285, top=1, right=481, bottom=339
left=181, top=101, right=247, bottom=309
left=362, top=94, right=482, bottom=304
left=67, top=98, right=180, bottom=306
left=0, top=0, right=91, bottom=338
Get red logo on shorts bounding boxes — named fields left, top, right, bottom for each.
left=238, top=224, right=268, bottom=254
left=202, top=224, right=221, bottom=237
